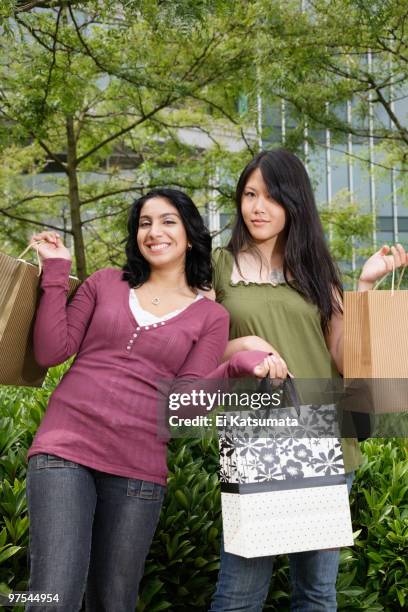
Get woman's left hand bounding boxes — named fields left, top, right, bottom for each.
left=253, top=354, right=289, bottom=381
left=359, top=244, right=407, bottom=291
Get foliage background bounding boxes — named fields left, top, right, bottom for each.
left=1, top=0, right=407, bottom=281
left=0, top=1, right=408, bottom=610
left=0, top=369, right=407, bottom=611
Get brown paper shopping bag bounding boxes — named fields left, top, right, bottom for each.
left=344, top=267, right=408, bottom=413
left=0, top=244, right=80, bottom=387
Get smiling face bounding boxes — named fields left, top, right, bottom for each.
left=241, top=167, right=286, bottom=246
left=136, top=197, right=189, bottom=269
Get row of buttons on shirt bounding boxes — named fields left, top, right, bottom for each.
left=126, top=321, right=166, bottom=350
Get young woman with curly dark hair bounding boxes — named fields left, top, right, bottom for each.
left=26, top=188, right=271, bottom=612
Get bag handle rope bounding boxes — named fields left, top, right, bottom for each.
left=373, top=258, right=406, bottom=295
left=17, top=241, right=45, bottom=277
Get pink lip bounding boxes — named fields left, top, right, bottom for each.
left=251, top=219, right=268, bottom=225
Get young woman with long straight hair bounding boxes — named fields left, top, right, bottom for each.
left=26, top=188, right=271, bottom=612
left=209, top=149, right=407, bottom=612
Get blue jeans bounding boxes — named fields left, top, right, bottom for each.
left=26, top=454, right=165, bottom=612
left=210, top=472, right=354, bottom=612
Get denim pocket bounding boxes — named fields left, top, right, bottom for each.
left=127, top=478, right=165, bottom=500
left=33, top=454, right=79, bottom=469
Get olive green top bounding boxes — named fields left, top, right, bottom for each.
left=213, top=248, right=362, bottom=473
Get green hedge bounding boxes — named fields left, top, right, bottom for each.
left=0, top=366, right=407, bottom=611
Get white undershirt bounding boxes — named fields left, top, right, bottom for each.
left=129, top=289, right=202, bottom=326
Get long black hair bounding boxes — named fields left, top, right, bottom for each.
left=228, top=149, right=342, bottom=333
left=122, top=188, right=212, bottom=290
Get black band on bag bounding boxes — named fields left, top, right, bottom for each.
left=221, top=474, right=346, bottom=494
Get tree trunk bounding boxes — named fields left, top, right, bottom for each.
left=66, top=114, right=87, bottom=280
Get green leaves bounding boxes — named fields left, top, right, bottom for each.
left=0, top=375, right=407, bottom=608
left=136, top=437, right=223, bottom=610
left=337, top=439, right=408, bottom=611
left=0, top=1, right=259, bottom=274
left=0, top=544, right=21, bottom=565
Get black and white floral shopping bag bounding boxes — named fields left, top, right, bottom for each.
left=218, top=379, right=354, bottom=558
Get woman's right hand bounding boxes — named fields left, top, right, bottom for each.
left=30, top=232, right=71, bottom=261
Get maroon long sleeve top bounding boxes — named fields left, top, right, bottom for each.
left=27, top=259, right=266, bottom=484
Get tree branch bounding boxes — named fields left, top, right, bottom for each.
left=0, top=208, right=71, bottom=233
left=68, top=5, right=143, bottom=88
left=280, top=91, right=408, bottom=146
left=80, top=187, right=137, bottom=206
left=15, top=1, right=82, bottom=13
left=150, top=117, right=222, bottom=149
left=35, top=138, right=68, bottom=173
left=39, top=6, right=62, bottom=119
left=186, top=92, right=255, bottom=153
left=188, top=93, right=239, bottom=126
left=15, top=16, right=56, bottom=53
left=367, top=76, right=408, bottom=145
left=75, top=99, right=173, bottom=166
left=317, top=141, right=408, bottom=174
left=86, top=225, right=124, bottom=261
left=81, top=208, right=128, bottom=225
left=7, top=192, right=68, bottom=207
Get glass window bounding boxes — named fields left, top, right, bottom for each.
left=218, top=213, right=232, bottom=246
left=376, top=231, right=394, bottom=245
left=331, top=146, right=348, bottom=195
left=262, top=100, right=282, bottom=144
left=398, top=231, right=408, bottom=251
left=307, top=147, right=327, bottom=204
left=351, top=144, right=371, bottom=213
left=394, top=172, right=408, bottom=217
left=377, top=217, right=393, bottom=232
left=397, top=219, right=408, bottom=232
left=394, top=96, right=408, bottom=129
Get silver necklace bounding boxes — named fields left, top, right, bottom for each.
left=147, top=285, right=166, bottom=306
left=137, top=284, right=190, bottom=306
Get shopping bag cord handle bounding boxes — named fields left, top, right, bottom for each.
left=17, top=241, right=44, bottom=277
left=373, top=258, right=405, bottom=294
left=396, top=264, right=406, bottom=291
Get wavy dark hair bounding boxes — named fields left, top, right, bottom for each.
left=122, top=188, right=212, bottom=290
left=228, top=149, right=343, bottom=333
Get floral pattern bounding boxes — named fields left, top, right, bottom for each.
left=218, top=405, right=345, bottom=484
left=281, top=460, right=304, bottom=479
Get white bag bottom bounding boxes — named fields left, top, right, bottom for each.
left=222, top=484, right=354, bottom=558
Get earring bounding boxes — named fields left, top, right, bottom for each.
left=187, top=244, right=192, bottom=251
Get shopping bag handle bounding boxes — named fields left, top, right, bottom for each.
left=258, top=376, right=301, bottom=418
left=373, top=257, right=406, bottom=294
left=17, top=241, right=45, bottom=277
